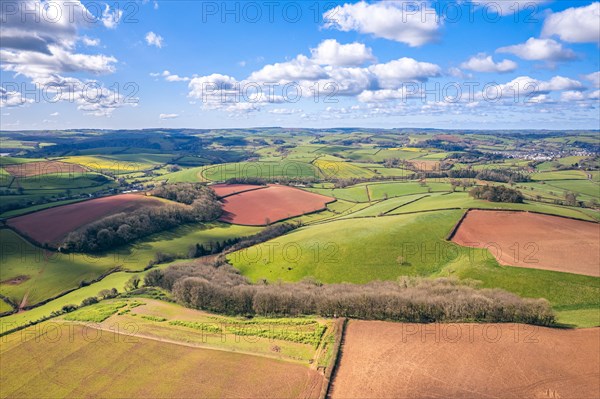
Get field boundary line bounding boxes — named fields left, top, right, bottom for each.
left=382, top=195, right=429, bottom=215
left=322, top=318, right=348, bottom=399
left=213, top=185, right=269, bottom=199
left=445, top=209, right=470, bottom=240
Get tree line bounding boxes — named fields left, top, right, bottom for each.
left=144, top=261, right=555, bottom=326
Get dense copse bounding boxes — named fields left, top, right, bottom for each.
left=188, top=238, right=241, bottom=258
left=152, top=183, right=218, bottom=205
left=423, top=168, right=530, bottom=183
left=144, top=262, right=555, bottom=325
left=413, top=139, right=467, bottom=152
left=470, top=185, right=524, bottom=203
left=63, top=193, right=222, bottom=252
left=449, top=150, right=505, bottom=164
left=475, top=168, right=531, bottom=183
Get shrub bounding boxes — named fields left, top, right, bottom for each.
left=81, top=297, right=99, bottom=307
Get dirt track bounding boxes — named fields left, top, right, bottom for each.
left=452, top=210, right=600, bottom=277
left=219, top=184, right=334, bottom=225
left=330, top=320, right=600, bottom=399
left=7, top=194, right=164, bottom=245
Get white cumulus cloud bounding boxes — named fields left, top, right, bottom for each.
left=101, top=4, right=123, bottom=29
left=323, top=1, right=441, bottom=47
left=469, top=0, right=549, bottom=16
left=368, top=57, right=441, bottom=88
left=461, top=53, right=518, bottom=73
left=145, top=32, right=164, bottom=48
left=497, top=38, right=576, bottom=61
left=542, top=2, right=600, bottom=44
left=311, top=39, right=375, bottom=66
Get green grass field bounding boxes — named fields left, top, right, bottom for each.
left=555, top=308, right=600, bottom=328
left=0, top=229, right=120, bottom=308
left=339, top=194, right=427, bottom=218
left=229, top=210, right=465, bottom=284
left=313, top=159, right=375, bottom=179
left=531, top=170, right=589, bottom=181
left=387, top=192, right=598, bottom=221
left=367, top=181, right=452, bottom=200
left=0, top=223, right=261, bottom=307
left=0, top=300, right=13, bottom=314
left=0, top=264, right=175, bottom=328
left=543, top=179, right=599, bottom=199
left=0, top=157, right=43, bottom=165
left=158, top=166, right=207, bottom=182
left=10, top=172, right=111, bottom=190
left=201, top=161, right=319, bottom=181
left=306, top=184, right=371, bottom=202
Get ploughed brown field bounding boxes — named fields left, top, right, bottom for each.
left=331, top=320, right=600, bottom=399
left=452, top=210, right=600, bottom=277
left=210, top=183, right=267, bottom=198
left=6, top=194, right=165, bottom=245
left=3, top=161, right=87, bottom=177
left=219, top=184, right=335, bottom=226
left=408, top=159, right=440, bottom=172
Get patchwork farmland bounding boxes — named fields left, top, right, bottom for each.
left=4, top=0, right=600, bottom=395
left=0, top=128, right=599, bottom=398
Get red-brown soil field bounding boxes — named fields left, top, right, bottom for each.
left=3, top=161, right=87, bottom=177
left=219, top=184, right=335, bottom=226
left=6, top=194, right=165, bottom=245
left=452, top=210, right=600, bottom=277
left=210, top=183, right=267, bottom=198
left=330, top=320, right=600, bottom=399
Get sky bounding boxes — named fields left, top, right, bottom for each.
left=1, top=0, right=599, bottom=130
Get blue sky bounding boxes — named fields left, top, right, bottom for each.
left=1, top=0, right=599, bottom=130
